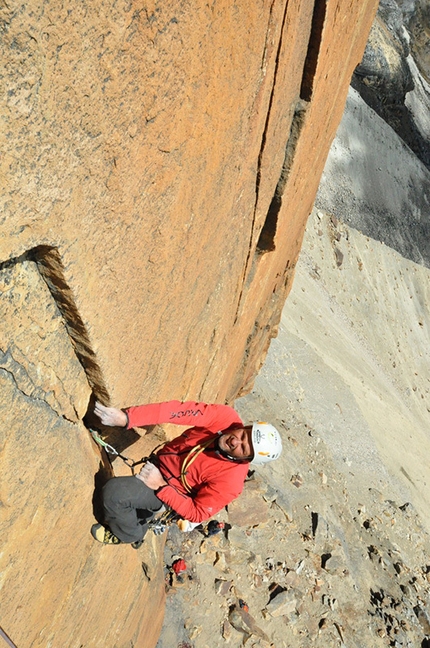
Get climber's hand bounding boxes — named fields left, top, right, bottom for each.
left=94, top=401, right=128, bottom=428
left=136, top=462, right=167, bottom=490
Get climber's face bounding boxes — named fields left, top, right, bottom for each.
left=218, top=426, right=253, bottom=461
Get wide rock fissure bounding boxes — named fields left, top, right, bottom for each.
left=32, top=246, right=110, bottom=404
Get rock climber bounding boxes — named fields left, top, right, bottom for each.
left=91, top=400, right=282, bottom=548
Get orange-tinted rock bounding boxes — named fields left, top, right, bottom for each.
left=1, top=0, right=377, bottom=407
left=0, top=259, right=165, bottom=647
left=1, top=0, right=378, bottom=645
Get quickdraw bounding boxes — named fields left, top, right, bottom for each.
left=89, top=428, right=147, bottom=474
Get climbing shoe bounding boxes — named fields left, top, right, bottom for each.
left=131, top=538, right=144, bottom=550
left=91, top=523, right=122, bottom=545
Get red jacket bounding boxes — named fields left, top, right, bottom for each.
left=126, top=401, right=249, bottom=522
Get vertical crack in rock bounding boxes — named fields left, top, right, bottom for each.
left=234, top=0, right=288, bottom=324
left=253, top=0, right=289, bottom=245
left=257, top=100, right=308, bottom=253
left=235, top=0, right=323, bottom=322
left=234, top=100, right=308, bottom=325
left=29, top=246, right=110, bottom=403
left=257, top=0, right=327, bottom=254
left=259, top=0, right=277, bottom=75
left=300, top=0, right=327, bottom=101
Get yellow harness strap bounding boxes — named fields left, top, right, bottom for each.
left=180, top=437, right=216, bottom=494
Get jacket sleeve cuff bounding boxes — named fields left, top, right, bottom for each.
left=122, top=409, right=130, bottom=428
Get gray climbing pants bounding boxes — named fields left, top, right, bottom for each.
left=101, top=476, right=163, bottom=543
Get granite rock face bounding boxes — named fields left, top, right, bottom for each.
left=1, top=1, right=378, bottom=646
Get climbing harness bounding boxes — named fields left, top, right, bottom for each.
left=90, top=428, right=215, bottom=490
left=90, top=428, right=176, bottom=533
left=147, top=437, right=216, bottom=534
left=180, top=437, right=216, bottom=493
left=89, top=428, right=216, bottom=535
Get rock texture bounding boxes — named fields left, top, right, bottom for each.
left=0, top=257, right=165, bottom=648
left=1, top=0, right=377, bottom=406
left=317, top=3, right=430, bottom=267
left=1, top=0, right=379, bottom=646
left=316, top=86, right=430, bottom=267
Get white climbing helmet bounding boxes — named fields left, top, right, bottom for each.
left=251, top=422, right=282, bottom=465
